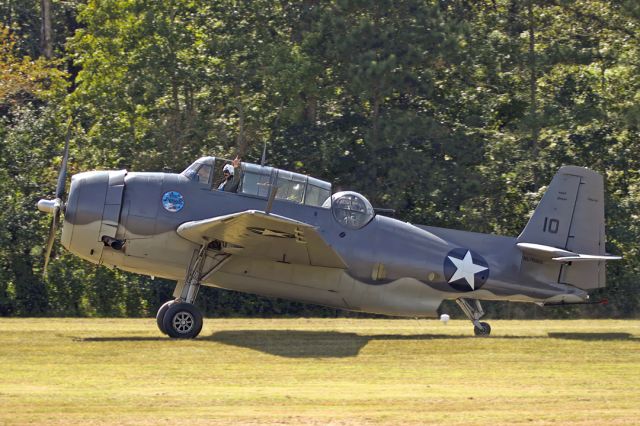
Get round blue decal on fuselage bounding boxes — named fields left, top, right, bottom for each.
left=443, top=248, right=490, bottom=292
left=162, top=191, right=185, bottom=212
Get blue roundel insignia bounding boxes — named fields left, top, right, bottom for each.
left=443, top=248, right=489, bottom=292
left=162, top=191, right=185, bottom=212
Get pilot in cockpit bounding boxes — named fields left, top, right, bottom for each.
left=218, top=156, right=242, bottom=192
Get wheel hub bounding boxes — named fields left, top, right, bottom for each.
left=172, top=311, right=194, bottom=333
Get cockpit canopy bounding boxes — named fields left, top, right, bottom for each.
left=181, top=157, right=332, bottom=208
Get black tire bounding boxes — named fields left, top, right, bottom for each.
left=162, top=302, right=203, bottom=339
left=473, top=321, right=491, bottom=336
left=156, top=300, right=175, bottom=335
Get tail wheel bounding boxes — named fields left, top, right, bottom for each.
left=473, top=322, right=491, bottom=336
left=162, top=302, right=203, bottom=339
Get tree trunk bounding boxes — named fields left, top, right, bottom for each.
left=170, top=76, right=181, bottom=155
left=40, top=0, right=53, bottom=59
left=528, top=0, right=538, bottom=150
left=371, top=88, right=381, bottom=149
left=235, top=86, right=248, bottom=157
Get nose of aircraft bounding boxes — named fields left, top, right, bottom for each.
left=64, top=171, right=110, bottom=224
left=61, top=170, right=126, bottom=264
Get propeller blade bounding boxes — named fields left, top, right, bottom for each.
left=42, top=118, right=72, bottom=276
left=43, top=205, right=60, bottom=276
left=55, top=120, right=72, bottom=200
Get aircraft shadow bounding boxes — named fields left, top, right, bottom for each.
left=207, top=330, right=639, bottom=357
left=203, top=330, right=515, bottom=358
left=73, top=336, right=167, bottom=342
left=205, top=330, right=369, bottom=357
left=72, top=330, right=638, bottom=358
left=547, top=332, right=639, bottom=341
left=72, top=332, right=470, bottom=349
left=73, top=331, right=487, bottom=358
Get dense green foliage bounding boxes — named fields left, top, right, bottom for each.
left=0, top=0, right=638, bottom=318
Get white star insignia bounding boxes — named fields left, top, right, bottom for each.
left=447, top=250, right=488, bottom=290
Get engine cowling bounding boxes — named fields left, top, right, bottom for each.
left=62, top=170, right=126, bottom=264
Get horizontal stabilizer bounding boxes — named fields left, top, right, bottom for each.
left=517, top=242, right=575, bottom=258
left=552, top=254, right=622, bottom=263
left=517, top=242, right=621, bottom=263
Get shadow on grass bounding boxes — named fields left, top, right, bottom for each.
left=74, top=330, right=638, bottom=358
left=75, top=331, right=479, bottom=357
left=212, top=330, right=368, bottom=357
left=74, top=336, right=167, bottom=342
left=202, top=330, right=541, bottom=358
left=548, top=332, right=639, bottom=341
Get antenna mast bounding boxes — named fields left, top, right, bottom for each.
left=261, top=139, right=267, bottom=166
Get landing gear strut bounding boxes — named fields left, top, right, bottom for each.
left=156, top=242, right=230, bottom=339
left=456, top=298, right=491, bottom=336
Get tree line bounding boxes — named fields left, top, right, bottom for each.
left=0, top=0, right=638, bottom=318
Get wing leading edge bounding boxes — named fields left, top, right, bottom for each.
left=177, top=210, right=347, bottom=269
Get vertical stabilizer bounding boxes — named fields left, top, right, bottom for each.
left=517, top=166, right=607, bottom=289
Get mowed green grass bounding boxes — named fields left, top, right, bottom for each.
left=0, top=318, right=638, bottom=425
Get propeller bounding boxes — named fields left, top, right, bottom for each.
left=37, top=120, right=72, bottom=275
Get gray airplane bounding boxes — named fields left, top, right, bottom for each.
left=37, top=145, right=621, bottom=338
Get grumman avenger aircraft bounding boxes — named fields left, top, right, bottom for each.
left=38, top=139, right=621, bottom=338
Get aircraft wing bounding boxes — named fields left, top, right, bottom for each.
left=177, top=210, right=347, bottom=269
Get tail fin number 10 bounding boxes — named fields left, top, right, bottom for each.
left=543, top=217, right=560, bottom=234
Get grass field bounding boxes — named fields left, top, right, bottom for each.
left=0, top=318, right=638, bottom=425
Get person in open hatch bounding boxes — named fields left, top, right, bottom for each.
left=218, top=156, right=242, bottom=192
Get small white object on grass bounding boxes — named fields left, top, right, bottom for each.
left=440, top=314, right=450, bottom=324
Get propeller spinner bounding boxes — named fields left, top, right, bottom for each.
left=37, top=122, right=71, bottom=274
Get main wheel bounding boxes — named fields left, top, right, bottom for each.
left=473, top=321, right=491, bottom=336
left=162, top=302, right=203, bottom=339
left=156, top=300, right=175, bottom=335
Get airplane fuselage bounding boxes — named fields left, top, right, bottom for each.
left=61, top=170, right=589, bottom=318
